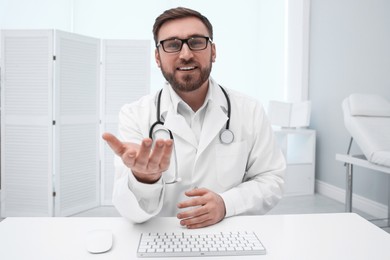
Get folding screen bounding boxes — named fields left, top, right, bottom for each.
left=1, top=30, right=100, bottom=217
left=1, top=30, right=151, bottom=216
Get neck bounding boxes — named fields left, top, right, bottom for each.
left=176, top=80, right=209, bottom=112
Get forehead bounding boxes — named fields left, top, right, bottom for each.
left=157, top=16, right=209, bottom=41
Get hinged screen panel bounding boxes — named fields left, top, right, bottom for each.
left=1, top=30, right=54, bottom=217
left=54, top=30, right=100, bottom=216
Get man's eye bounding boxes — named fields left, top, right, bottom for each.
left=165, top=40, right=181, bottom=49
left=191, top=39, right=203, bottom=46
left=189, top=38, right=206, bottom=48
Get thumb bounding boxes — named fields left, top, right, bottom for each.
left=102, top=132, right=125, bottom=156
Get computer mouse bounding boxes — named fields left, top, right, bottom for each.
left=86, top=229, right=113, bottom=254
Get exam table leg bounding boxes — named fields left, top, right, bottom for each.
left=345, top=163, right=353, bottom=212
left=388, top=177, right=390, bottom=227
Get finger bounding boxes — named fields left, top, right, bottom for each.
left=102, top=132, right=125, bottom=156
left=177, top=205, right=208, bottom=220
left=159, top=139, right=174, bottom=171
left=148, top=139, right=166, bottom=171
left=121, top=150, right=137, bottom=168
left=186, top=219, right=216, bottom=229
left=177, top=196, right=205, bottom=209
left=180, top=211, right=210, bottom=226
left=184, top=187, right=208, bottom=197
left=182, top=213, right=211, bottom=228
left=134, top=138, right=153, bottom=168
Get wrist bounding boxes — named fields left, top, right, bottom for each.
left=132, top=170, right=161, bottom=184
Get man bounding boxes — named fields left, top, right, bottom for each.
left=103, top=7, right=285, bottom=229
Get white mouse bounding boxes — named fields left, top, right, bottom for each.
left=86, top=229, right=113, bottom=254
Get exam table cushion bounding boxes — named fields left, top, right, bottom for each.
left=348, top=93, right=390, bottom=117
left=343, top=94, right=390, bottom=167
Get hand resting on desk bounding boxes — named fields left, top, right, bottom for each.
left=177, top=187, right=226, bottom=229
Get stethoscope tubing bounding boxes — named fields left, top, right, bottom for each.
left=150, top=85, right=233, bottom=141
left=148, top=85, right=234, bottom=184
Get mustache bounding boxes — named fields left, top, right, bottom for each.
left=177, top=58, right=198, bottom=66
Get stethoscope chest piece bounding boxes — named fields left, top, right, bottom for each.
left=220, top=129, right=234, bottom=144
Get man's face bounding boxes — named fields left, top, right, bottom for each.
left=155, top=17, right=216, bottom=93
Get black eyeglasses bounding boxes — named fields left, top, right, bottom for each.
left=157, top=36, right=212, bottom=53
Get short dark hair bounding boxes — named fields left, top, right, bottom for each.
left=153, top=7, right=213, bottom=46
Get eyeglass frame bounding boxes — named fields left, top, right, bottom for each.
left=156, top=36, right=213, bottom=53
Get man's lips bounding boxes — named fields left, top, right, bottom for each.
left=177, top=66, right=197, bottom=71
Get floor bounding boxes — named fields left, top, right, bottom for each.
left=1, top=193, right=389, bottom=233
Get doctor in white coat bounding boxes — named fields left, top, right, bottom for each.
left=103, top=7, right=285, bottom=229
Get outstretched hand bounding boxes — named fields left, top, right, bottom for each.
left=102, top=132, right=174, bottom=184
left=177, top=188, right=226, bottom=229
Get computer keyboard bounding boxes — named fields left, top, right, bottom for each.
left=137, top=231, right=266, bottom=257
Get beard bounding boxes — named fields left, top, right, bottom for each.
left=160, top=58, right=213, bottom=92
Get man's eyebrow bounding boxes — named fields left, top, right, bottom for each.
left=161, top=34, right=209, bottom=41
left=187, top=34, right=208, bottom=38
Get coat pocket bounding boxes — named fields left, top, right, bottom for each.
left=215, top=141, right=247, bottom=189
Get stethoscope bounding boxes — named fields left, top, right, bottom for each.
left=148, top=85, right=234, bottom=184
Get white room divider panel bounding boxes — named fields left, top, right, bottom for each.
left=1, top=30, right=54, bottom=217
left=101, top=40, right=150, bottom=205
left=1, top=30, right=101, bottom=217
left=1, top=31, right=151, bottom=216
left=53, top=31, right=100, bottom=216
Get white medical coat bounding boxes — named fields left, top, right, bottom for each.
left=112, top=78, right=285, bottom=223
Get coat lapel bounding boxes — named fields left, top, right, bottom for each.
left=159, top=85, right=198, bottom=148
left=196, top=101, right=228, bottom=158
left=196, top=81, right=230, bottom=159
left=163, top=110, right=198, bottom=148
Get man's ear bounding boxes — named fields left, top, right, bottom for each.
left=155, top=49, right=161, bottom=67
left=211, top=43, right=216, bottom=62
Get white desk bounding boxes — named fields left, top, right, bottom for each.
left=0, top=213, right=389, bottom=260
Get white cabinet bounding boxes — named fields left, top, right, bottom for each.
left=273, top=128, right=316, bottom=196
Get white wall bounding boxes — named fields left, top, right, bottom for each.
left=0, top=0, right=287, bottom=107
left=309, top=0, right=390, bottom=205
left=0, top=0, right=73, bottom=31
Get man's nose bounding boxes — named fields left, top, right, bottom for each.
left=179, top=43, right=194, bottom=60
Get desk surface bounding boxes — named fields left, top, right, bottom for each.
left=0, top=213, right=389, bottom=260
